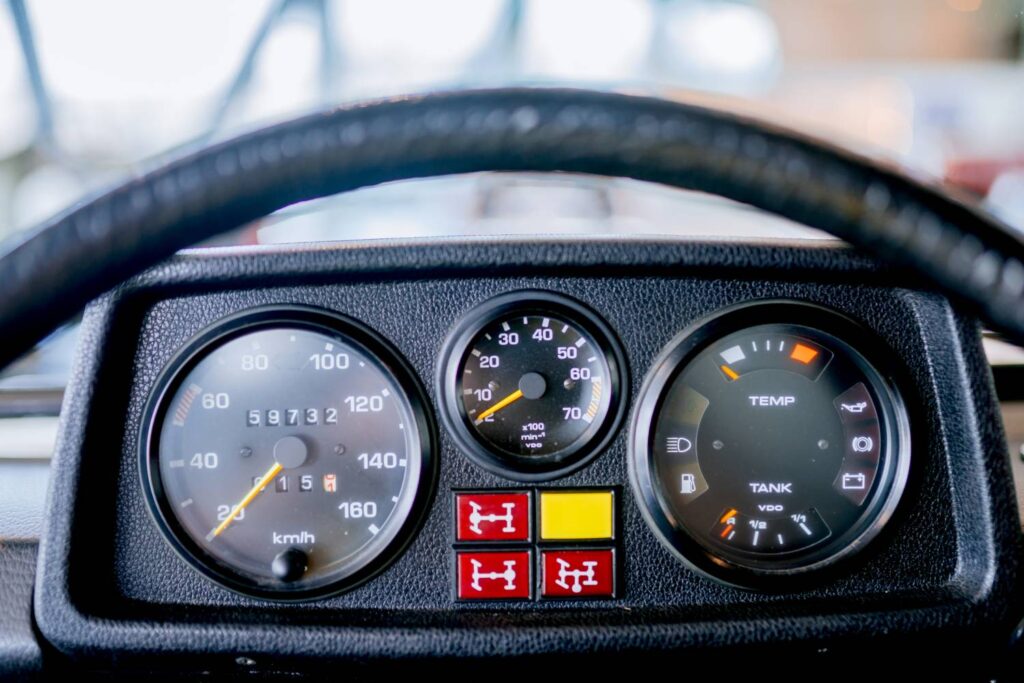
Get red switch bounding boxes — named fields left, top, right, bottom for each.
left=540, top=549, right=615, bottom=599
left=456, top=551, right=532, bottom=600
left=455, top=491, right=530, bottom=542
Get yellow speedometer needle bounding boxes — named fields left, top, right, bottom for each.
left=475, top=389, right=524, bottom=424
left=207, top=461, right=283, bottom=541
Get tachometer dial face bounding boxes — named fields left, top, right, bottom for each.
left=441, top=292, right=626, bottom=480
left=631, top=304, right=910, bottom=584
left=142, top=308, right=434, bottom=600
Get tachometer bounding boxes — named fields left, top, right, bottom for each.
left=141, top=307, right=434, bottom=600
left=440, top=291, right=627, bottom=480
left=630, top=302, right=910, bottom=586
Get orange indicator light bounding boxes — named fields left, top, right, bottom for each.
left=790, top=343, right=819, bottom=365
left=720, top=365, right=739, bottom=381
left=720, top=508, right=738, bottom=524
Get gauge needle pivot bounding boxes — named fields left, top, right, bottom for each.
left=207, top=461, right=283, bottom=541
left=475, top=389, right=524, bottom=424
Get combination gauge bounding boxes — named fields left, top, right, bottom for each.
left=440, top=291, right=627, bottom=480
left=630, top=302, right=910, bottom=587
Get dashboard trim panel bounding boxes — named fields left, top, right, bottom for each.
left=32, top=238, right=1016, bottom=670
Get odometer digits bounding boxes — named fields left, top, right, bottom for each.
left=142, top=308, right=434, bottom=600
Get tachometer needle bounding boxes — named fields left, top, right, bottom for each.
left=206, top=461, right=283, bottom=541
left=475, top=388, right=524, bottom=424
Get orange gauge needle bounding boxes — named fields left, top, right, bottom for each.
left=206, top=461, right=283, bottom=541
left=474, top=388, right=524, bottom=424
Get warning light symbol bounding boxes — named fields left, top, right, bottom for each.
left=789, top=343, right=819, bottom=365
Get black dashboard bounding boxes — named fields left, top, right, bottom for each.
left=25, top=236, right=1018, bottom=676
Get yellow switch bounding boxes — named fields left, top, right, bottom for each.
left=539, top=490, right=614, bottom=540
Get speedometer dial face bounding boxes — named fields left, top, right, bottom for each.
left=441, top=292, right=626, bottom=480
left=142, top=308, right=434, bottom=600
left=631, top=304, right=910, bottom=584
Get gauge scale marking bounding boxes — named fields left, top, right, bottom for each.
left=143, top=310, right=433, bottom=600
left=632, top=310, right=910, bottom=583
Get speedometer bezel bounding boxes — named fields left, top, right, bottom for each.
left=139, top=305, right=437, bottom=602
left=629, top=300, right=912, bottom=589
left=439, top=290, right=628, bottom=481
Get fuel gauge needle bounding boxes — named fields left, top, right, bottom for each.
left=474, top=389, right=524, bottom=424
left=206, top=461, right=283, bottom=542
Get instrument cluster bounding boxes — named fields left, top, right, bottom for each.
left=141, top=292, right=911, bottom=600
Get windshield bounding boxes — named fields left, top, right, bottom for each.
left=1, top=0, right=1023, bottom=246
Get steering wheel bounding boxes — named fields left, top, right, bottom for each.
left=1, top=87, right=1021, bottom=367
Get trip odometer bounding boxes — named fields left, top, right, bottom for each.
left=141, top=307, right=434, bottom=600
left=440, top=291, right=627, bottom=480
left=630, top=302, right=910, bottom=586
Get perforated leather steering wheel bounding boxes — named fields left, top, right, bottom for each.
left=1, top=88, right=1022, bottom=369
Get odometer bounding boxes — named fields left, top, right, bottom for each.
left=631, top=302, right=910, bottom=585
left=440, top=291, right=626, bottom=480
left=141, top=307, right=434, bottom=600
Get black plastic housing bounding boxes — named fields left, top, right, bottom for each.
left=33, top=237, right=1021, bottom=673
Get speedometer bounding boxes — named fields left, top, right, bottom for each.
left=440, top=291, right=627, bottom=480
left=141, top=307, right=434, bottom=600
left=630, top=302, right=910, bottom=586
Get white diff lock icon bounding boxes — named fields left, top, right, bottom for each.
left=555, top=559, right=599, bottom=594
left=470, top=559, right=517, bottom=591
left=468, top=501, right=516, bottom=535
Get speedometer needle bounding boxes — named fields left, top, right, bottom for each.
left=206, top=461, right=283, bottom=541
left=475, top=389, right=524, bottom=424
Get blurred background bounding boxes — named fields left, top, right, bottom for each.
left=2, top=0, right=1024, bottom=489
left=4, top=0, right=1024, bottom=244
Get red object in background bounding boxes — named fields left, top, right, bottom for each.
left=456, top=551, right=532, bottom=600
left=540, top=549, right=615, bottom=598
left=455, top=492, right=530, bottom=541
left=945, top=155, right=1024, bottom=196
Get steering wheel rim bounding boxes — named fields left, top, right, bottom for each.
left=1, top=87, right=1022, bottom=369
